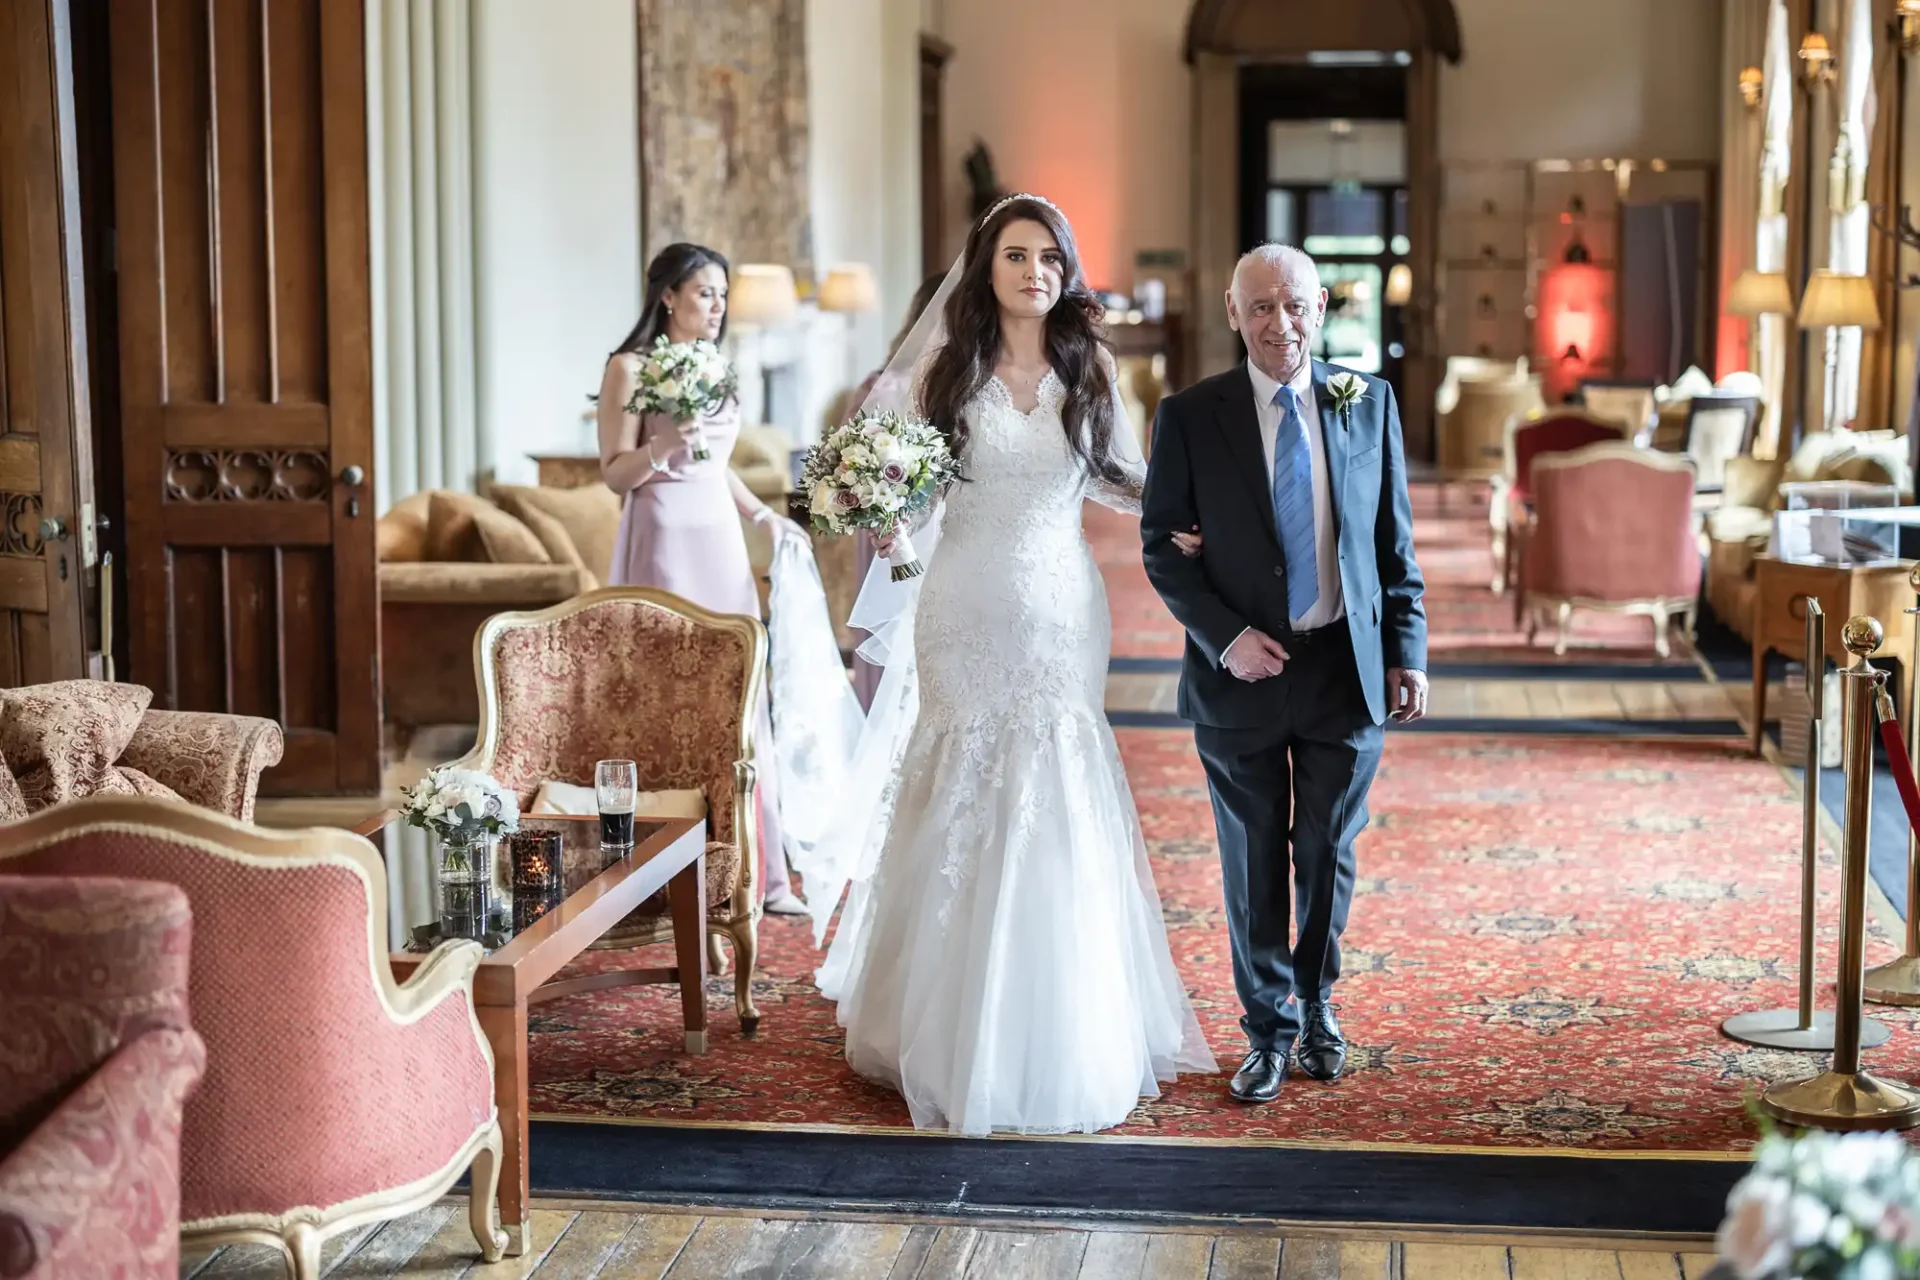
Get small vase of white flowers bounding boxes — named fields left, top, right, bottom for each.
left=623, top=334, right=738, bottom=462
left=401, top=764, right=520, bottom=894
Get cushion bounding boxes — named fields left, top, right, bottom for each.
left=470, top=502, right=551, bottom=566
left=490, top=484, right=621, bottom=588
left=424, top=491, right=498, bottom=563
left=377, top=492, right=432, bottom=563
left=507, top=499, right=588, bottom=574
left=0, top=682, right=184, bottom=812
left=531, top=780, right=708, bottom=820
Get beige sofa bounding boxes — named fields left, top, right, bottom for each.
left=378, top=425, right=800, bottom=730
left=1704, top=429, right=1913, bottom=640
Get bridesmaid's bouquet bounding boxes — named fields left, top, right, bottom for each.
left=623, top=334, right=737, bottom=461
left=801, top=409, right=958, bottom=580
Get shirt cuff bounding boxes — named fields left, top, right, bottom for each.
left=1221, top=626, right=1253, bottom=668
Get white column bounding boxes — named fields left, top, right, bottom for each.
left=367, top=0, right=480, bottom=511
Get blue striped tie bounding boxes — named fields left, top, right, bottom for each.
left=1271, top=386, right=1319, bottom=623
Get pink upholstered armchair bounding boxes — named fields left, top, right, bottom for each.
left=0, top=681, right=283, bottom=823
left=449, top=586, right=766, bottom=1034
left=0, top=875, right=206, bottom=1277
left=1497, top=411, right=1633, bottom=603
left=0, top=798, right=505, bottom=1278
left=1521, top=442, right=1701, bottom=657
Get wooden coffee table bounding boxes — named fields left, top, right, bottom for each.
left=357, top=811, right=708, bottom=1255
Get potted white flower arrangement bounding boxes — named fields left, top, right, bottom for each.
left=401, top=765, right=520, bottom=882
left=1716, top=1129, right=1920, bottom=1280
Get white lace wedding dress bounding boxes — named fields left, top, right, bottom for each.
left=816, top=369, right=1215, bottom=1136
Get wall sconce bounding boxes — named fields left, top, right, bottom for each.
left=1799, top=31, right=1836, bottom=85
left=1899, top=0, right=1920, bottom=55
left=1738, top=66, right=1764, bottom=110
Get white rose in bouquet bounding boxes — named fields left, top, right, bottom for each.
left=1717, top=1131, right=1920, bottom=1280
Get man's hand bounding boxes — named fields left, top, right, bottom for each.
left=1222, top=629, right=1291, bottom=682
left=1387, top=668, right=1428, bottom=722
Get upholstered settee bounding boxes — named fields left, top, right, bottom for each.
left=0, top=875, right=206, bottom=1277
left=0, top=681, right=283, bottom=823
left=1704, top=429, right=1913, bottom=640
left=1, top=798, right=506, bottom=1276
left=378, top=425, right=801, bottom=731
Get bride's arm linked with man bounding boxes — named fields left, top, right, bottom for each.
left=1142, top=243, right=1429, bottom=1104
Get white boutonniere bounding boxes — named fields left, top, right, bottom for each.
left=1326, top=371, right=1366, bottom=428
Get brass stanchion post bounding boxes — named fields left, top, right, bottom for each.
left=1723, top=600, right=1891, bottom=1048
left=1866, top=563, right=1920, bottom=1004
left=1763, top=616, right=1920, bottom=1131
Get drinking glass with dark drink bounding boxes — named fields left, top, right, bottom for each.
left=596, top=759, right=637, bottom=852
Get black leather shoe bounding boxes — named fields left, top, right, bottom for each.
left=1298, top=1002, right=1346, bottom=1081
left=1228, top=1046, right=1290, bottom=1103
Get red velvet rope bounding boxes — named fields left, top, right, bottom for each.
left=1876, top=695, right=1920, bottom=835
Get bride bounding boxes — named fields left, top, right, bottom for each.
left=810, top=193, right=1215, bottom=1136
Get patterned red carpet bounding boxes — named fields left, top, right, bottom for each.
left=523, top=483, right=1894, bottom=1152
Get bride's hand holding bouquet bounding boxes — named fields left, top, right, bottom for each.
left=623, top=333, right=737, bottom=462
left=801, top=410, right=958, bottom=581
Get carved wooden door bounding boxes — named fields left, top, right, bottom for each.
left=108, top=0, right=378, bottom=793
left=0, top=0, right=97, bottom=687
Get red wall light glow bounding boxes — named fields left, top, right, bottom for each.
left=1536, top=261, right=1612, bottom=402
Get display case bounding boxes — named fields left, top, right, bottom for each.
left=1772, top=482, right=1902, bottom=566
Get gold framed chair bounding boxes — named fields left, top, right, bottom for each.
left=448, top=587, right=768, bottom=1034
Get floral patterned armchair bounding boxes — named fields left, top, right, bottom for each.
left=0, top=681, right=283, bottom=823
left=0, top=874, right=206, bottom=1277
left=448, top=586, right=767, bottom=1034
left=0, top=797, right=505, bottom=1278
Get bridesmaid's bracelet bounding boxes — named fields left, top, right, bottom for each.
left=647, top=442, right=671, bottom=474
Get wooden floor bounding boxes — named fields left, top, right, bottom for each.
left=182, top=1200, right=1719, bottom=1279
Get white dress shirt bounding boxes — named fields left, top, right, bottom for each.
left=1245, top=361, right=1344, bottom=632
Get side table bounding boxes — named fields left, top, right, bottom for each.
left=1750, top=555, right=1917, bottom=757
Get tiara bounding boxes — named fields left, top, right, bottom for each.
left=980, top=192, right=1063, bottom=225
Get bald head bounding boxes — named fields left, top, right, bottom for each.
left=1227, top=243, right=1326, bottom=385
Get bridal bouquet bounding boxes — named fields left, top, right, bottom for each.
left=1716, top=1130, right=1920, bottom=1279
left=622, top=334, right=737, bottom=461
left=801, top=409, right=958, bottom=580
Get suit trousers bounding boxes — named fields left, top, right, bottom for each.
left=1194, top=625, right=1383, bottom=1049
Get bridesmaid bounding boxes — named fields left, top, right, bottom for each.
left=599, top=242, right=810, bottom=915
left=840, top=272, right=947, bottom=710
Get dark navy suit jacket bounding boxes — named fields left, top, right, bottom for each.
left=1140, top=359, right=1427, bottom=728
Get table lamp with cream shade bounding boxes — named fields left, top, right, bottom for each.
left=727, top=264, right=799, bottom=426
left=818, top=263, right=880, bottom=401
left=1797, top=270, right=1880, bottom=433
left=1726, top=270, right=1795, bottom=318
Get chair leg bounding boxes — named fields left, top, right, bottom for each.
left=469, top=1121, right=509, bottom=1262
left=1525, top=602, right=1539, bottom=645
left=730, top=916, right=761, bottom=1037
left=707, top=929, right=730, bottom=977
left=283, top=1223, right=323, bottom=1280
left=1554, top=602, right=1574, bottom=657
left=1653, top=610, right=1672, bottom=660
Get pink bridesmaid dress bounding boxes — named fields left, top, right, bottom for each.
left=603, top=380, right=791, bottom=903
left=607, top=398, right=757, bottom=616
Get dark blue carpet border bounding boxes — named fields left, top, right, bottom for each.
left=1106, top=709, right=1743, bottom=738
left=1108, top=656, right=1704, bottom=683
left=526, top=1120, right=1738, bottom=1235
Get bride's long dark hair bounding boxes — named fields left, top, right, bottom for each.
left=918, top=197, right=1126, bottom=485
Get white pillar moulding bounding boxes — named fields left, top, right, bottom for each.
left=367, top=0, right=481, bottom=513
